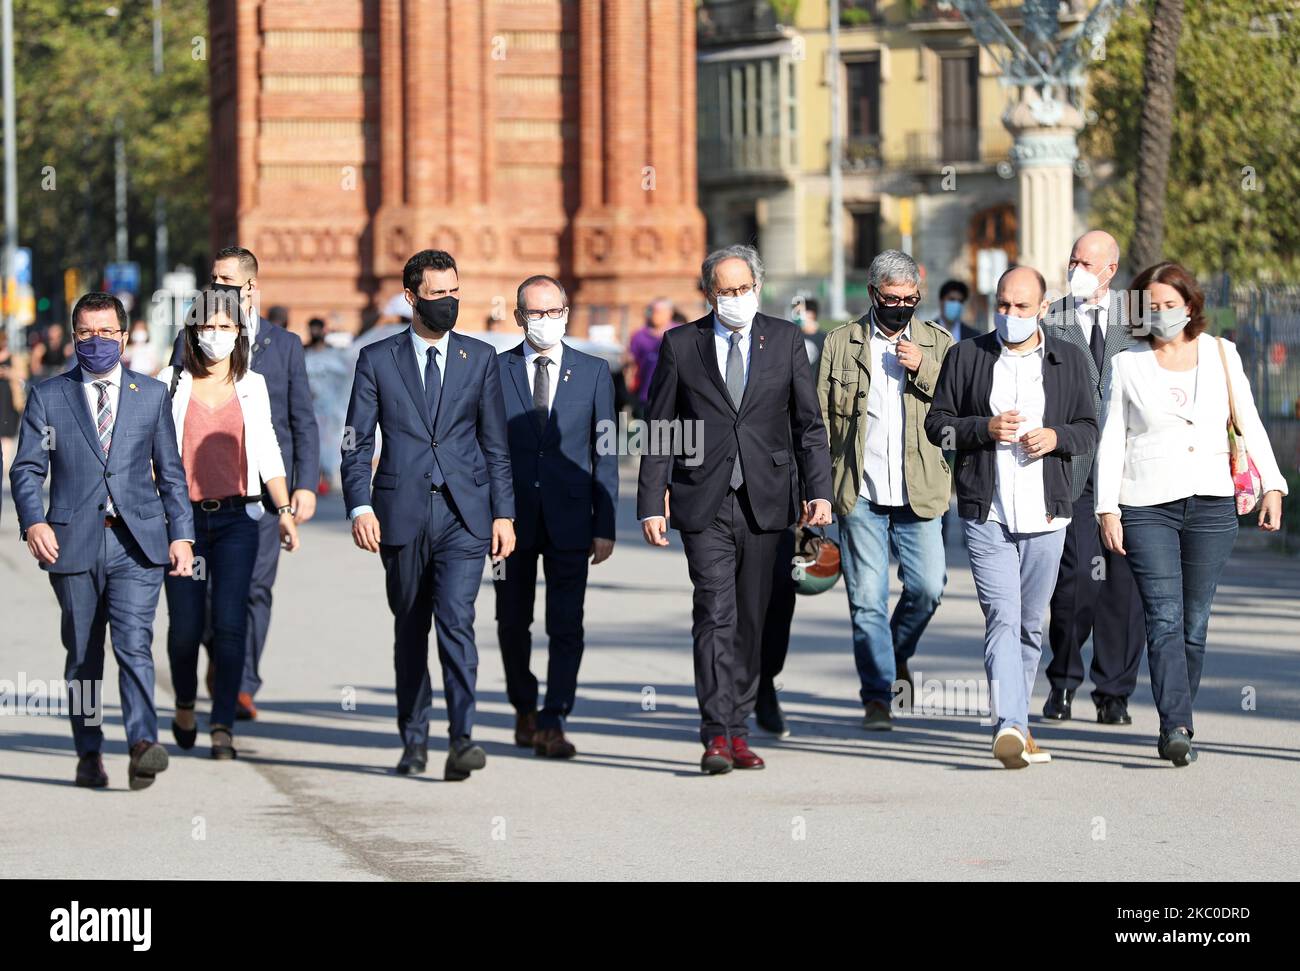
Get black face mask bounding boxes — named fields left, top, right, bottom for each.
left=415, top=295, right=459, bottom=333
left=212, top=281, right=244, bottom=300
left=872, top=291, right=916, bottom=334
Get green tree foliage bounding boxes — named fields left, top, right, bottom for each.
left=1084, top=1, right=1300, bottom=281
left=13, top=0, right=208, bottom=316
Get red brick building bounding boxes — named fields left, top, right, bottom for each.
left=209, top=0, right=707, bottom=336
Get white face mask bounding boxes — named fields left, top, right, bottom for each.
left=994, top=312, right=1039, bottom=345
left=1069, top=266, right=1102, bottom=300
left=715, top=289, right=759, bottom=329
left=1144, top=307, right=1189, bottom=341
left=196, top=328, right=238, bottom=362
left=525, top=312, right=568, bottom=349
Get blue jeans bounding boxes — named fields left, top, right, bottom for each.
left=839, top=500, right=947, bottom=704
left=1120, top=495, right=1237, bottom=736
left=963, top=518, right=1068, bottom=735
left=165, top=505, right=261, bottom=728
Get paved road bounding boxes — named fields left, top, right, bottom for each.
left=2, top=473, right=1298, bottom=881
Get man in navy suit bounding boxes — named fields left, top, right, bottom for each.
left=11, top=293, right=195, bottom=790
left=342, top=249, right=516, bottom=781
left=170, top=246, right=320, bottom=718
left=494, top=276, right=618, bottom=758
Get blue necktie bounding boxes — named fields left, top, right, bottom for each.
left=424, top=346, right=445, bottom=487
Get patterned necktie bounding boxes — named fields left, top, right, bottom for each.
left=1089, top=307, right=1104, bottom=372
left=533, top=356, right=551, bottom=433
left=726, top=333, right=744, bottom=488
left=424, top=346, right=444, bottom=487
left=94, top=380, right=115, bottom=514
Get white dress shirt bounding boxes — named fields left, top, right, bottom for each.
left=861, top=318, right=909, bottom=507
left=987, top=333, right=1070, bottom=534
left=712, top=314, right=752, bottom=383
left=523, top=339, right=564, bottom=413
left=82, top=364, right=122, bottom=515
left=1074, top=289, right=1111, bottom=346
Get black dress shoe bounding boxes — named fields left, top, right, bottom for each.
left=1042, top=687, right=1074, bottom=721
left=1158, top=727, right=1195, bottom=767
left=171, top=704, right=198, bottom=750
left=127, top=740, right=169, bottom=791
left=1096, top=695, right=1133, bottom=725
left=445, top=738, right=487, bottom=782
left=396, top=743, right=428, bottom=776
left=754, top=682, right=789, bottom=738
left=75, top=753, right=108, bottom=789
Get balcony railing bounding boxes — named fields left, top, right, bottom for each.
left=697, top=1, right=784, bottom=44
left=699, top=133, right=798, bottom=181
left=838, top=127, right=1012, bottom=171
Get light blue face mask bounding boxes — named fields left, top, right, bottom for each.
left=943, top=299, right=963, bottom=322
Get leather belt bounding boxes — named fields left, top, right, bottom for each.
left=195, top=496, right=260, bottom=512
left=104, top=515, right=123, bottom=528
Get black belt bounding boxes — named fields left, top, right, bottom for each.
left=430, top=483, right=445, bottom=494
left=194, top=496, right=261, bottom=512
left=104, top=515, right=123, bottom=528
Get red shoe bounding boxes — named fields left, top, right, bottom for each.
left=235, top=692, right=258, bottom=720
left=701, top=735, right=733, bottom=775
left=730, top=736, right=765, bottom=770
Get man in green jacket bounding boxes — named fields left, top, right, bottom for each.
left=817, top=250, right=953, bottom=730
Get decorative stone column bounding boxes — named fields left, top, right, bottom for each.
left=1003, top=92, right=1084, bottom=293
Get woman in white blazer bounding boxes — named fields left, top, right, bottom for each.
left=1096, top=262, right=1285, bottom=766
left=159, top=290, right=300, bottom=760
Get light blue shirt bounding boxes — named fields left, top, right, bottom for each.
left=350, top=327, right=452, bottom=521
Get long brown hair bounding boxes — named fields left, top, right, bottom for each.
left=182, top=289, right=250, bottom=380
left=1129, top=261, right=1208, bottom=342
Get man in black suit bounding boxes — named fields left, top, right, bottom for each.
left=638, top=245, right=832, bottom=774
left=1041, top=230, right=1146, bottom=725
left=494, top=275, right=619, bottom=759
left=169, top=246, right=320, bottom=719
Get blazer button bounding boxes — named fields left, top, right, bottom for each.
left=432, top=441, right=438, bottom=447
left=1188, top=446, right=1195, bottom=452
left=424, top=472, right=432, bottom=479
left=858, top=391, right=866, bottom=398
left=533, top=481, right=540, bottom=487
left=105, top=471, right=113, bottom=478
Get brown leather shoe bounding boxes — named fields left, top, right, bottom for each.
left=533, top=727, right=577, bottom=759
left=730, top=736, right=765, bottom=770
left=1024, top=730, right=1052, bottom=764
left=127, top=740, right=169, bottom=790
left=514, top=710, right=538, bottom=748
left=862, top=699, right=893, bottom=731
left=75, top=752, right=108, bottom=788
left=701, top=735, right=733, bottom=775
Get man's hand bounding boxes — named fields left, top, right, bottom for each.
left=802, top=499, right=832, bottom=527
left=25, top=522, right=59, bottom=565
left=988, top=409, right=1024, bottom=443
left=1259, top=490, right=1283, bottom=532
left=168, top=540, right=194, bottom=577
left=491, top=518, right=516, bottom=560
left=291, top=488, right=317, bottom=524
left=896, top=339, right=923, bottom=374
left=1020, top=426, right=1058, bottom=460
left=279, top=513, right=300, bottom=552
left=590, top=537, right=614, bottom=565
left=642, top=516, right=670, bottom=547
left=1099, top=512, right=1125, bottom=555
left=352, top=511, right=382, bottom=553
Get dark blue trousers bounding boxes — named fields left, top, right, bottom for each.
left=48, top=523, right=164, bottom=756
left=380, top=490, right=490, bottom=747
left=494, top=514, right=590, bottom=730
left=166, top=505, right=260, bottom=728
left=240, top=510, right=281, bottom=696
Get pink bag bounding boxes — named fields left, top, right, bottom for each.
left=1217, top=338, right=1263, bottom=515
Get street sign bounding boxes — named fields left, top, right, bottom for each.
left=105, top=261, right=141, bottom=296
left=2, top=245, right=34, bottom=324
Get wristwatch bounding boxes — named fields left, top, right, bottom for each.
left=277, top=504, right=294, bottom=516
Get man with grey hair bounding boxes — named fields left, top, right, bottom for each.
left=637, top=244, right=831, bottom=774
left=817, top=249, right=953, bottom=731
left=1041, top=229, right=1146, bottom=726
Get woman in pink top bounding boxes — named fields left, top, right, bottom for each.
left=159, top=291, right=300, bottom=760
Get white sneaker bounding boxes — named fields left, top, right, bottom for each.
left=992, top=726, right=1029, bottom=769
left=1024, top=730, right=1052, bottom=764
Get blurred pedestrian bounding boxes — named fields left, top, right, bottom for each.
left=937, top=280, right=978, bottom=341
left=304, top=316, right=351, bottom=491
left=31, top=322, right=72, bottom=378
left=626, top=297, right=675, bottom=418
left=121, top=318, right=160, bottom=376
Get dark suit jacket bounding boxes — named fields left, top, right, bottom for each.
left=636, top=312, right=832, bottom=533
left=171, top=317, right=319, bottom=507
left=341, top=329, right=514, bottom=544
left=924, top=331, right=1098, bottom=524
left=1042, top=294, right=1133, bottom=499
left=498, top=341, right=618, bottom=551
left=9, top=366, right=194, bottom=573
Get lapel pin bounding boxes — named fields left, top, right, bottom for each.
left=563, top=368, right=571, bottom=382
left=458, top=348, right=468, bottom=360
left=128, top=383, right=138, bottom=390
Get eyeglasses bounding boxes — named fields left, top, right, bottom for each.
left=521, top=307, right=569, bottom=321
left=74, top=328, right=123, bottom=341
left=715, top=284, right=755, bottom=298
left=874, top=291, right=920, bottom=308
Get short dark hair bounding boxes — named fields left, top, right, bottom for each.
left=214, top=246, right=259, bottom=278
left=266, top=304, right=289, bottom=328
left=181, top=289, right=250, bottom=381
left=802, top=297, right=820, bottom=317
left=939, top=279, right=969, bottom=302
left=516, top=274, right=567, bottom=311
left=403, top=250, right=458, bottom=293
left=1129, top=261, right=1208, bottom=342
left=71, top=292, right=128, bottom=333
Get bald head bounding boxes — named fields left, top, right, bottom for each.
left=1070, top=230, right=1120, bottom=298
left=996, top=266, right=1048, bottom=317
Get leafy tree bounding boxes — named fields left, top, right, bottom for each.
left=12, top=0, right=209, bottom=321
left=1084, top=0, right=1300, bottom=281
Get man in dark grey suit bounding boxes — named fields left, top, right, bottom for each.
left=1041, top=230, right=1146, bottom=725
